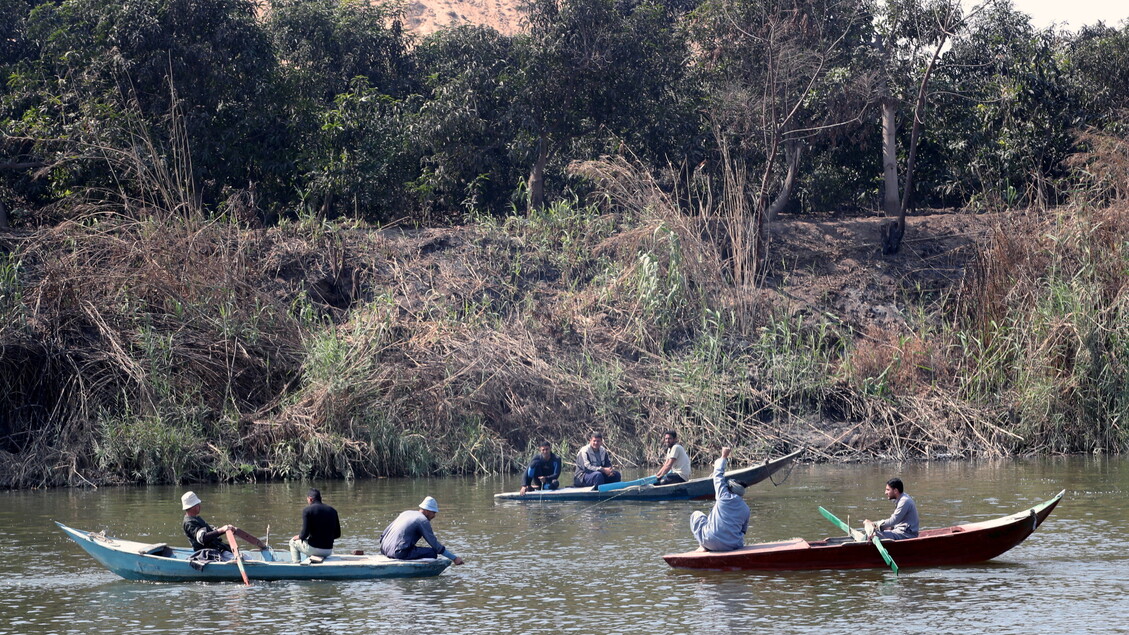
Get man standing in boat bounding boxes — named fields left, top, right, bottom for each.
left=519, top=441, right=562, bottom=494
left=654, top=430, right=691, bottom=486
left=180, top=491, right=258, bottom=557
left=379, top=496, right=465, bottom=565
left=690, top=447, right=749, bottom=552
left=289, top=488, right=341, bottom=563
left=573, top=431, right=622, bottom=487
left=864, top=478, right=919, bottom=540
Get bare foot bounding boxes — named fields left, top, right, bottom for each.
left=695, top=546, right=708, bottom=552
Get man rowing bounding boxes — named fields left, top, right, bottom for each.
left=864, top=478, right=919, bottom=540
left=180, top=491, right=264, bottom=558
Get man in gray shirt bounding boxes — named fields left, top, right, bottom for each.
left=379, top=496, right=465, bottom=565
left=865, top=478, right=919, bottom=540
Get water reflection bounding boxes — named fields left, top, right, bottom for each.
left=1, top=456, right=1126, bottom=634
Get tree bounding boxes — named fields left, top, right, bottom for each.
left=689, top=0, right=872, bottom=281
left=412, top=25, right=522, bottom=216
left=515, top=0, right=698, bottom=211
left=12, top=0, right=282, bottom=212
left=872, top=0, right=997, bottom=254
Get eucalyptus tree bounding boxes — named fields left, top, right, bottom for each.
left=688, top=0, right=873, bottom=282
left=870, top=0, right=998, bottom=253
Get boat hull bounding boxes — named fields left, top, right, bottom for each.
left=57, top=523, right=451, bottom=582
left=663, top=490, right=1063, bottom=571
left=494, top=449, right=802, bottom=502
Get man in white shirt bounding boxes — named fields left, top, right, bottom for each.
left=654, top=430, right=691, bottom=485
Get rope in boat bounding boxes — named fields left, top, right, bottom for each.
left=769, top=459, right=795, bottom=486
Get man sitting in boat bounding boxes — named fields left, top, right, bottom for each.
left=379, top=496, right=465, bottom=565
left=289, top=488, right=341, bottom=563
left=181, top=491, right=241, bottom=559
left=573, top=431, right=622, bottom=488
left=519, top=441, right=562, bottom=495
left=690, top=447, right=749, bottom=552
left=864, top=478, right=919, bottom=540
left=654, top=430, right=691, bottom=486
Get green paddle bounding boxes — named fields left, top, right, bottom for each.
left=818, top=506, right=899, bottom=575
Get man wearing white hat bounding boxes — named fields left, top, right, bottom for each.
left=379, top=497, right=465, bottom=565
left=181, top=490, right=268, bottom=559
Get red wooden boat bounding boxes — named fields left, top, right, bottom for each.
left=663, top=489, right=1064, bottom=571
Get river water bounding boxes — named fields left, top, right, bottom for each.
left=1, top=455, right=1126, bottom=634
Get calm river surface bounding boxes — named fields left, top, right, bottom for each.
left=2, top=455, right=1126, bottom=634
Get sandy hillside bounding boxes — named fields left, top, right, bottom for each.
left=401, top=0, right=524, bottom=36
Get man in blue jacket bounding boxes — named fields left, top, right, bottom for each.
left=519, top=441, right=562, bottom=495
left=690, top=447, right=750, bottom=552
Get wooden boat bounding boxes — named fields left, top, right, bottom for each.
left=494, top=448, right=802, bottom=502
left=56, top=522, right=451, bottom=582
left=663, top=489, right=1064, bottom=571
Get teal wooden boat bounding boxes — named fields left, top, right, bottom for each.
left=56, top=523, right=451, bottom=582
left=494, top=448, right=802, bottom=502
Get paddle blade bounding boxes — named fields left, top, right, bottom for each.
left=871, top=536, right=899, bottom=575
left=818, top=506, right=851, bottom=534
left=226, top=529, right=250, bottom=586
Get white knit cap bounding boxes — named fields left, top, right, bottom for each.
left=419, top=496, right=440, bottom=513
left=181, top=491, right=202, bottom=510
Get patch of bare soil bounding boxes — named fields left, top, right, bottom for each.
left=764, top=210, right=996, bottom=332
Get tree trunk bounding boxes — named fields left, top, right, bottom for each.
left=0, top=199, right=8, bottom=230
left=766, top=140, right=803, bottom=222
left=527, top=133, right=548, bottom=213
left=880, top=97, right=900, bottom=219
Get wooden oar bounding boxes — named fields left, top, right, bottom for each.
left=225, top=529, right=250, bottom=585
left=818, top=506, right=899, bottom=575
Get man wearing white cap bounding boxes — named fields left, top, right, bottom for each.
left=379, top=497, right=465, bottom=565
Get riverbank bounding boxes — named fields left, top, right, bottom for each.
left=1, top=200, right=1126, bottom=487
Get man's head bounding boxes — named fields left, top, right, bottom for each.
left=538, top=441, right=552, bottom=459
left=588, top=432, right=604, bottom=449
left=181, top=491, right=202, bottom=514
left=885, top=478, right=904, bottom=500
left=307, top=488, right=322, bottom=503
left=727, top=481, right=746, bottom=497
left=662, top=430, right=678, bottom=448
left=419, top=496, right=440, bottom=519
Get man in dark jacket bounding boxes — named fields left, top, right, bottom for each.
left=289, top=488, right=342, bottom=563
left=181, top=491, right=236, bottom=556
left=519, top=441, right=562, bottom=494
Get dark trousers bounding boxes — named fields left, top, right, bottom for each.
left=523, top=475, right=560, bottom=490
left=392, top=546, right=439, bottom=560
left=575, top=470, right=622, bottom=487
left=656, top=473, right=687, bottom=486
